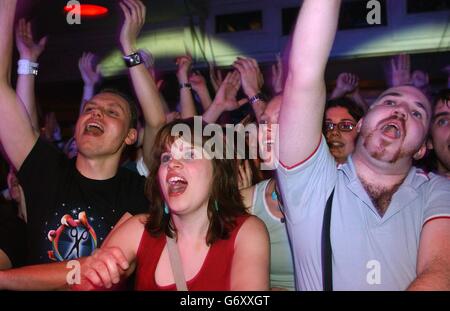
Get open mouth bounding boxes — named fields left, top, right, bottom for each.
left=167, top=175, right=188, bottom=196
left=84, top=122, right=104, bottom=136
left=329, top=141, right=345, bottom=148
left=381, top=122, right=402, bottom=139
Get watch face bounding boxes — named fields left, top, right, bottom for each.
left=124, top=53, right=142, bottom=67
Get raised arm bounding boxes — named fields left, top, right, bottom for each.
left=233, top=57, right=266, bottom=123
left=189, top=71, right=212, bottom=112
left=279, top=0, right=341, bottom=167
left=203, top=71, right=247, bottom=123
left=15, top=18, right=47, bottom=134
left=176, top=55, right=197, bottom=118
left=0, top=0, right=39, bottom=171
left=78, top=52, right=101, bottom=113
left=119, top=0, right=166, bottom=168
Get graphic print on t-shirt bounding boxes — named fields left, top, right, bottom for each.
left=42, top=200, right=118, bottom=262
left=47, top=209, right=98, bottom=261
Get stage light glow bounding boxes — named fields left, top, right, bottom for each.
left=64, top=4, right=108, bottom=17
left=100, top=27, right=241, bottom=77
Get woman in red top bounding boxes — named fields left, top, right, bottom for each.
left=74, top=118, right=270, bottom=291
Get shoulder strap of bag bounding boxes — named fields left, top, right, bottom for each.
left=322, top=187, right=335, bottom=291
left=166, top=236, right=188, bottom=291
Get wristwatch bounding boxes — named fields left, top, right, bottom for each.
left=248, top=93, right=266, bottom=105
left=179, top=82, right=192, bottom=90
left=123, top=52, right=143, bottom=68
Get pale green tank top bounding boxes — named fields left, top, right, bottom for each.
left=252, top=179, right=295, bottom=291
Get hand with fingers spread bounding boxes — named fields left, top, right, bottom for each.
left=232, top=57, right=264, bottom=99
left=213, top=71, right=247, bottom=112
left=15, top=18, right=47, bottom=62
left=208, top=62, right=223, bottom=93
left=78, top=52, right=101, bottom=87
left=203, top=71, right=247, bottom=123
left=119, top=0, right=146, bottom=55
left=176, top=55, right=193, bottom=84
left=238, top=160, right=253, bottom=190
left=73, top=247, right=130, bottom=290
left=336, top=72, right=359, bottom=93
left=271, top=53, right=283, bottom=94
left=388, top=53, right=411, bottom=87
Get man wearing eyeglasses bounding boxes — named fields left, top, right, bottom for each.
left=323, top=98, right=364, bottom=164
left=277, top=0, right=450, bottom=291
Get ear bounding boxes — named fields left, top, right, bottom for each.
left=124, top=128, right=138, bottom=146
left=356, top=118, right=363, bottom=133
left=413, top=143, right=427, bottom=161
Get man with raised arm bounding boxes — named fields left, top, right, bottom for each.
left=277, top=0, right=450, bottom=290
left=0, top=0, right=148, bottom=290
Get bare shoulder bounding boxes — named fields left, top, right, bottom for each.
left=235, top=215, right=269, bottom=245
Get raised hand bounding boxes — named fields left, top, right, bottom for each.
left=208, top=62, right=223, bottom=93
left=335, top=72, right=359, bottom=94
left=271, top=53, right=283, bottom=94
left=72, top=247, right=130, bottom=290
left=119, top=0, right=146, bottom=55
left=232, top=57, right=264, bottom=98
left=388, top=54, right=411, bottom=87
left=78, top=52, right=101, bottom=87
left=15, top=18, right=47, bottom=62
left=189, top=71, right=207, bottom=93
left=212, top=71, right=247, bottom=112
left=176, top=55, right=193, bottom=83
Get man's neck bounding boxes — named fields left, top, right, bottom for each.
left=75, top=155, right=120, bottom=180
left=352, top=151, right=410, bottom=217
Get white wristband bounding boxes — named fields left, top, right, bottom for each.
left=18, top=59, right=39, bottom=76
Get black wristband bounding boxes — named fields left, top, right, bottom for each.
left=123, top=52, right=143, bottom=68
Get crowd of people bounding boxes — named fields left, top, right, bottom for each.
left=0, top=0, right=449, bottom=291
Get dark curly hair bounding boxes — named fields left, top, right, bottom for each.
left=145, top=118, right=248, bottom=245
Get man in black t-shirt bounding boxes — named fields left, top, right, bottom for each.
left=0, top=0, right=148, bottom=289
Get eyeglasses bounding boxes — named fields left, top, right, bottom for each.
left=323, top=121, right=356, bottom=132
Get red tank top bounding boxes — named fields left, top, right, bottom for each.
left=134, top=215, right=249, bottom=291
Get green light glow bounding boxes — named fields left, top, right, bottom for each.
left=100, top=27, right=241, bottom=77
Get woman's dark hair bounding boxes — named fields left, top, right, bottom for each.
left=433, top=89, right=450, bottom=112
left=145, top=118, right=248, bottom=245
left=324, top=97, right=365, bottom=122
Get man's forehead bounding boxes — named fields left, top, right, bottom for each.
left=377, top=86, right=431, bottom=112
